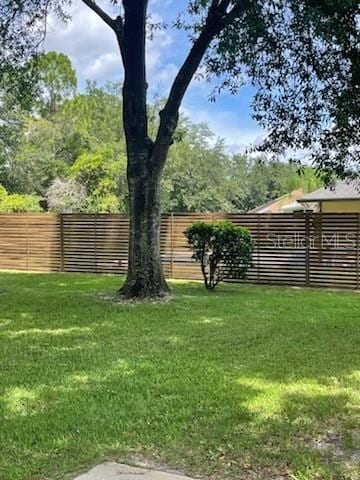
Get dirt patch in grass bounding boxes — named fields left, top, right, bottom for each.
left=308, top=430, right=360, bottom=476
left=96, top=290, right=174, bottom=305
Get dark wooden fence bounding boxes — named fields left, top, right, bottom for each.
left=0, top=212, right=359, bottom=289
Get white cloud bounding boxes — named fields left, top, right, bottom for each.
left=146, top=27, right=174, bottom=78
left=45, top=3, right=120, bottom=84
left=44, top=2, right=262, bottom=149
left=45, top=2, right=176, bottom=88
left=84, top=52, right=120, bottom=80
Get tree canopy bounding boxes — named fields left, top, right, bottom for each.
left=36, top=51, right=77, bottom=116
left=1, top=1, right=359, bottom=179
left=0, top=55, right=322, bottom=214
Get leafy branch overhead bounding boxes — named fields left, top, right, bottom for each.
left=1, top=1, right=359, bottom=179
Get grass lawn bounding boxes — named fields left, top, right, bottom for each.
left=0, top=272, right=359, bottom=480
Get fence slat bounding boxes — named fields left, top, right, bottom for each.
left=357, top=213, right=360, bottom=290
left=0, top=212, right=359, bottom=290
left=60, top=214, right=65, bottom=272
left=305, top=212, right=310, bottom=286
left=0, top=214, right=61, bottom=272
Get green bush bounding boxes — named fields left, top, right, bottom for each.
left=0, top=193, right=42, bottom=213
left=0, top=185, right=7, bottom=202
left=85, top=194, right=122, bottom=213
left=185, top=221, right=253, bottom=290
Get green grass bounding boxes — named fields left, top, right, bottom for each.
left=0, top=272, right=359, bottom=480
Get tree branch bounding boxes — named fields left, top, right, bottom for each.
left=121, top=0, right=151, bottom=156
left=152, top=0, right=244, bottom=167
left=81, top=0, right=120, bottom=32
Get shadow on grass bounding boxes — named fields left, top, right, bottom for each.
left=0, top=272, right=359, bottom=480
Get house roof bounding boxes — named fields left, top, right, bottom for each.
left=249, top=188, right=305, bottom=213
left=299, top=180, right=360, bottom=202
left=250, top=196, right=285, bottom=213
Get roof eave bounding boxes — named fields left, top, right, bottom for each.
left=299, top=197, right=360, bottom=203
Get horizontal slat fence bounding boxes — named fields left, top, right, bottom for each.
left=0, top=212, right=359, bottom=289
left=0, top=214, right=61, bottom=272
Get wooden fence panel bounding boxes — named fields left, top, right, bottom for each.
left=61, top=214, right=129, bottom=274
left=254, top=213, right=307, bottom=286
left=0, top=212, right=359, bottom=289
left=0, top=214, right=61, bottom=271
left=308, top=213, right=359, bottom=288
left=170, top=213, right=213, bottom=280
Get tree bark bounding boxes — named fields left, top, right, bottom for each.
left=119, top=153, right=169, bottom=299
left=115, top=0, right=169, bottom=299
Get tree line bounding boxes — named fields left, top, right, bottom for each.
left=0, top=52, right=322, bottom=214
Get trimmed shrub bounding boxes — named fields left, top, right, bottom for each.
left=185, top=221, right=253, bottom=290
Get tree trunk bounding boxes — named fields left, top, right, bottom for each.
left=116, top=0, right=170, bottom=299
left=113, top=0, right=225, bottom=299
left=119, top=153, right=169, bottom=299
left=80, top=0, right=247, bottom=299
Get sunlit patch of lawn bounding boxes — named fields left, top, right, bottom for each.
left=0, top=272, right=359, bottom=480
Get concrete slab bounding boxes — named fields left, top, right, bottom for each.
left=74, top=462, right=196, bottom=480
left=145, top=472, right=194, bottom=480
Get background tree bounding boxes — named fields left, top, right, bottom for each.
left=229, top=156, right=323, bottom=212
left=46, top=179, right=88, bottom=213
left=70, top=147, right=127, bottom=213
left=4, top=117, right=70, bottom=196
left=0, top=184, right=41, bottom=213
left=4, top=64, right=324, bottom=215
left=1, top=52, right=79, bottom=192
left=36, top=51, right=77, bottom=116
left=2, top=0, right=358, bottom=298
left=0, top=63, right=38, bottom=182
left=0, top=87, right=24, bottom=181
left=60, top=82, right=125, bottom=153
left=162, top=122, right=233, bottom=212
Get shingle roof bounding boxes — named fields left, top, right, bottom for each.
left=299, top=180, right=360, bottom=202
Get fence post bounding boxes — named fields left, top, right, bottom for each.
left=170, top=213, right=174, bottom=278
left=257, top=215, right=260, bottom=284
left=357, top=213, right=360, bottom=290
left=94, top=214, right=98, bottom=273
left=305, top=211, right=311, bottom=286
left=60, top=214, right=65, bottom=272
left=26, top=218, right=29, bottom=271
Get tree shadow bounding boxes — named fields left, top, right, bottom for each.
left=0, top=272, right=359, bottom=479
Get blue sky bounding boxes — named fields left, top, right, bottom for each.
left=45, top=0, right=264, bottom=152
